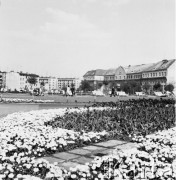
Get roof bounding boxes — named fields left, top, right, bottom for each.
left=57, top=78, right=76, bottom=80
left=104, top=68, right=116, bottom=76
left=124, top=63, right=154, bottom=74
left=83, top=69, right=106, bottom=77
left=19, top=72, right=39, bottom=77
left=143, top=59, right=175, bottom=72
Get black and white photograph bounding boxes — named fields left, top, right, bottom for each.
left=0, top=0, right=175, bottom=179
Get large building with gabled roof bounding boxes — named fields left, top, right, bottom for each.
left=83, top=59, right=176, bottom=92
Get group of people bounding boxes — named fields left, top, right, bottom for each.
left=63, top=85, right=75, bottom=96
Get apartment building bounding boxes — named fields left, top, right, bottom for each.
left=5, top=71, right=21, bottom=91
left=57, top=78, right=81, bottom=90
left=19, top=72, right=40, bottom=91
left=0, top=71, right=6, bottom=90
left=39, top=77, right=58, bottom=91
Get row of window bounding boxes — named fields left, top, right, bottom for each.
left=142, top=71, right=166, bottom=78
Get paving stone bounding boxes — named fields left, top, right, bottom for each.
left=53, top=152, right=80, bottom=160
left=68, top=148, right=91, bottom=155
left=82, top=145, right=108, bottom=151
left=59, top=161, right=80, bottom=170
left=100, top=148, right=115, bottom=155
left=113, top=142, right=137, bottom=151
left=72, top=157, right=93, bottom=164
left=95, top=140, right=126, bottom=147
left=42, top=156, right=65, bottom=164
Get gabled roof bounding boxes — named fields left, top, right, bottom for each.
left=104, top=68, right=116, bottom=76
left=83, top=69, right=106, bottom=77
left=143, top=59, right=175, bottom=72
left=124, top=63, right=154, bottom=74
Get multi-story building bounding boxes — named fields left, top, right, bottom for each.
left=141, top=59, right=175, bottom=92
left=0, top=71, right=6, bottom=90
left=49, top=77, right=58, bottom=91
left=83, top=69, right=106, bottom=89
left=5, top=71, right=21, bottom=91
left=83, top=59, right=176, bottom=92
left=104, top=69, right=116, bottom=82
left=57, top=78, right=81, bottom=90
left=19, top=72, right=40, bottom=91
left=39, top=77, right=58, bottom=92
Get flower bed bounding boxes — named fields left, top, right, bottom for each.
left=46, top=99, right=175, bottom=140
left=0, top=99, right=175, bottom=179
left=66, top=127, right=176, bottom=179
left=0, top=107, right=109, bottom=179
left=0, top=98, right=54, bottom=103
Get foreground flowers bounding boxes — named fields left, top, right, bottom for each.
left=66, top=127, right=176, bottom=180
left=0, top=99, right=175, bottom=179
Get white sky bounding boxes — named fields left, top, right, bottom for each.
left=0, top=0, right=175, bottom=78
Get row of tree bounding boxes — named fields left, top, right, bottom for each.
left=79, top=80, right=175, bottom=94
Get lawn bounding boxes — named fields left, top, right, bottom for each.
left=0, top=92, right=166, bottom=104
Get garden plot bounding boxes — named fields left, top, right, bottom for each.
left=0, top=99, right=175, bottom=179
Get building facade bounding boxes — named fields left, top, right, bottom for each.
left=83, top=69, right=106, bottom=89
left=141, top=59, right=175, bottom=92
left=0, top=71, right=6, bottom=90
left=57, top=78, right=81, bottom=90
left=5, top=71, right=21, bottom=91
left=19, top=72, right=40, bottom=91
left=83, top=59, right=176, bottom=92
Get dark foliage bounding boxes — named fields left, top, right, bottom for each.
left=45, top=99, right=175, bottom=141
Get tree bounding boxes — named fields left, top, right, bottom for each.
left=165, top=83, right=174, bottom=93
left=121, top=82, right=130, bottom=94
left=27, top=76, right=37, bottom=91
left=27, top=77, right=37, bottom=86
left=142, top=83, right=151, bottom=94
left=62, top=85, right=67, bottom=93
left=97, top=82, right=103, bottom=89
left=103, top=80, right=108, bottom=86
left=71, top=83, right=75, bottom=88
left=153, top=83, right=162, bottom=91
left=80, top=80, right=93, bottom=92
left=120, top=81, right=141, bottom=94
left=131, top=81, right=141, bottom=93
left=40, top=81, right=45, bottom=86
left=109, top=81, right=116, bottom=89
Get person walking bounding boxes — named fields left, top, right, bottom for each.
left=111, top=86, right=115, bottom=97
left=66, top=85, right=71, bottom=96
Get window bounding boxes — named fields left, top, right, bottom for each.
left=159, top=72, right=161, bottom=76
left=164, top=72, right=166, bottom=76
left=151, top=73, right=152, bottom=77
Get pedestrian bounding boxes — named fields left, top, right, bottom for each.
left=111, top=86, right=115, bottom=97
left=67, top=85, right=71, bottom=96
left=71, top=86, right=75, bottom=96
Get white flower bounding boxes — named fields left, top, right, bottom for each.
left=71, top=174, right=77, bottom=179
left=8, top=173, right=14, bottom=178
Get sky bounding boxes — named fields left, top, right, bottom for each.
left=0, top=0, right=175, bottom=78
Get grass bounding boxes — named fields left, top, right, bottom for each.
left=0, top=92, right=165, bottom=103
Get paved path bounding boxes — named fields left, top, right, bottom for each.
left=40, top=140, right=137, bottom=170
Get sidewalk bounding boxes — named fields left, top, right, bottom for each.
left=41, top=140, right=138, bottom=170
